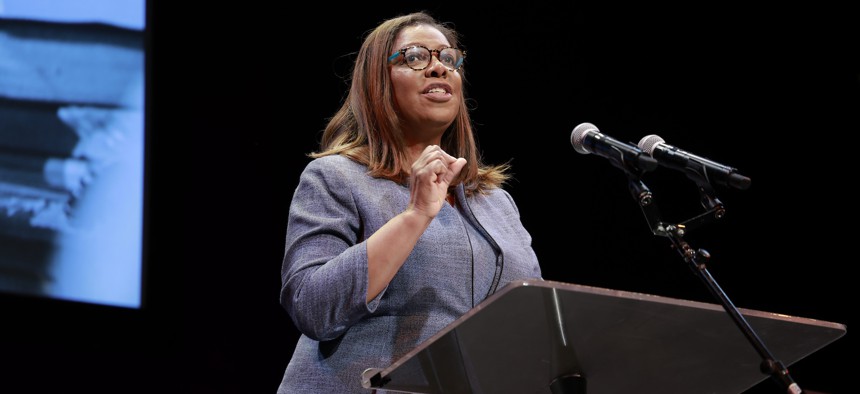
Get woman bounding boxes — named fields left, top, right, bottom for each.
left=278, top=11, right=542, bottom=393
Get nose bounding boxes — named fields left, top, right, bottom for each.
left=424, top=54, right=448, bottom=78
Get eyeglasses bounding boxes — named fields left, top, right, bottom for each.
left=388, top=45, right=466, bottom=71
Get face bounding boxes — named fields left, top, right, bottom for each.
left=390, top=25, right=463, bottom=142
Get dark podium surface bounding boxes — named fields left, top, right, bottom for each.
left=362, top=279, right=846, bottom=394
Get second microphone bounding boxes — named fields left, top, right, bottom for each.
left=637, top=134, right=751, bottom=190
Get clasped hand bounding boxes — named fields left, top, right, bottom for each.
left=408, top=145, right=467, bottom=218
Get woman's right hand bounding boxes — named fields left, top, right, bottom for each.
left=408, top=145, right=467, bottom=218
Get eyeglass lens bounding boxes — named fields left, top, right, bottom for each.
left=402, top=47, right=463, bottom=70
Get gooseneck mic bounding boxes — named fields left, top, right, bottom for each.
left=571, top=123, right=657, bottom=173
left=637, top=134, right=751, bottom=190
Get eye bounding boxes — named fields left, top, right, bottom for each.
left=403, top=47, right=429, bottom=65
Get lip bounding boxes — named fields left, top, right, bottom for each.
left=422, top=82, right=452, bottom=94
left=421, top=82, right=453, bottom=102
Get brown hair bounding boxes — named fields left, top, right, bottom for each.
left=310, top=11, right=509, bottom=195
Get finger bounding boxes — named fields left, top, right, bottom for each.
left=450, top=157, right=467, bottom=176
left=438, top=149, right=458, bottom=164
left=440, top=158, right=467, bottom=184
left=423, top=145, right=457, bottom=163
left=414, top=146, right=444, bottom=167
left=430, top=158, right=448, bottom=178
left=412, top=158, right=445, bottom=184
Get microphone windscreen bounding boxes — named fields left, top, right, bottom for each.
left=571, top=122, right=598, bottom=154
left=637, top=134, right=665, bottom=156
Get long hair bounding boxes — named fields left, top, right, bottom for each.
left=310, top=11, right=509, bottom=195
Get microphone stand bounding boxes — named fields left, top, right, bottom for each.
left=626, top=171, right=805, bottom=394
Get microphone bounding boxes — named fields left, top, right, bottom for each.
left=637, top=134, right=751, bottom=190
left=571, top=122, right=657, bottom=173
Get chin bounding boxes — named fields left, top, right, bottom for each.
left=427, top=118, right=457, bottom=131
left=425, top=111, right=458, bottom=127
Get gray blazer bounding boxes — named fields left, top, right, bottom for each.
left=278, top=155, right=542, bottom=393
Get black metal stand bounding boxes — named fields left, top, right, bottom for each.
left=663, top=227, right=802, bottom=394
left=623, top=167, right=805, bottom=394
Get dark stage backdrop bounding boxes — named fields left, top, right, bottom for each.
left=5, top=2, right=854, bottom=393
left=184, top=3, right=854, bottom=394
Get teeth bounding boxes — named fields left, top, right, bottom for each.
left=427, top=88, right=447, bottom=94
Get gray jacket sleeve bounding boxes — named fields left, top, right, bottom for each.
left=280, top=158, right=379, bottom=341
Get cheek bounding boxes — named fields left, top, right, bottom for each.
left=451, top=75, right=464, bottom=95
left=390, top=69, right=415, bottom=90
left=391, top=73, right=419, bottom=107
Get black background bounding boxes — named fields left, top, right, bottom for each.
left=2, top=2, right=856, bottom=393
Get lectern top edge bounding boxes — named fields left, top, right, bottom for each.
left=519, top=279, right=846, bottom=331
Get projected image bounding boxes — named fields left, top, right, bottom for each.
left=0, top=0, right=145, bottom=308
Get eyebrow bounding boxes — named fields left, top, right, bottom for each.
left=397, top=42, right=452, bottom=50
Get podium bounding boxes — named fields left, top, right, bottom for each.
left=362, top=279, right=845, bottom=394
